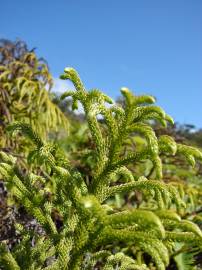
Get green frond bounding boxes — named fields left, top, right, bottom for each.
left=0, top=162, right=13, bottom=178
left=110, top=104, right=125, bottom=117
left=116, top=149, right=150, bottom=169
left=120, top=87, right=135, bottom=107
left=158, top=135, right=177, bottom=155
left=7, top=122, right=43, bottom=148
left=109, top=166, right=134, bottom=183
left=179, top=220, right=202, bottom=238
left=152, top=154, right=163, bottom=180
left=139, top=241, right=168, bottom=270
left=128, top=123, right=158, bottom=154
left=0, top=70, right=11, bottom=82
left=177, top=144, right=202, bottom=167
left=0, top=244, right=20, bottom=270
left=163, top=219, right=202, bottom=238
left=0, top=151, right=17, bottom=164
left=154, top=210, right=181, bottom=221
left=132, top=106, right=165, bottom=123
left=61, top=67, right=86, bottom=93
left=174, top=250, right=198, bottom=270
left=56, top=238, right=73, bottom=267
left=60, top=90, right=76, bottom=100
left=106, top=177, right=172, bottom=206
left=133, top=95, right=156, bottom=106
left=90, top=250, right=112, bottom=260
left=85, top=250, right=112, bottom=269
left=165, top=232, right=199, bottom=243
left=167, top=184, right=186, bottom=209
left=107, top=209, right=165, bottom=238
left=165, top=114, right=174, bottom=125
left=28, top=173, right=46, bottom=185
left=103, top=252, right=143, bottom=270
left=98, top=229, right=169, bottom=270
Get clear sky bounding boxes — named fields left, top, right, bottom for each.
left=1, top=0, right=202, bottom=128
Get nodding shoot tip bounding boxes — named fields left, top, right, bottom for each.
left=60, top=74, right=68, bottom=80
left=64, top=67, right=74, bottom=73
left=120, top=87, right=129, bottom=93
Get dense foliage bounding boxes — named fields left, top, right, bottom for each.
left=0, top=39, right=67, bottom=152
left=0, top=64, right=202, bottom=270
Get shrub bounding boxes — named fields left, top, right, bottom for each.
left=0, top=39, right=67, bottom=152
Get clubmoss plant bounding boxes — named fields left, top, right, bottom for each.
left=0, top=68, right=202, bottom=270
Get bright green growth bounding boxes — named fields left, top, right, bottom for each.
left=0, top=68, right=202, bottom=270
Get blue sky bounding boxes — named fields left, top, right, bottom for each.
left=1, top=0, right=202, bottom=128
